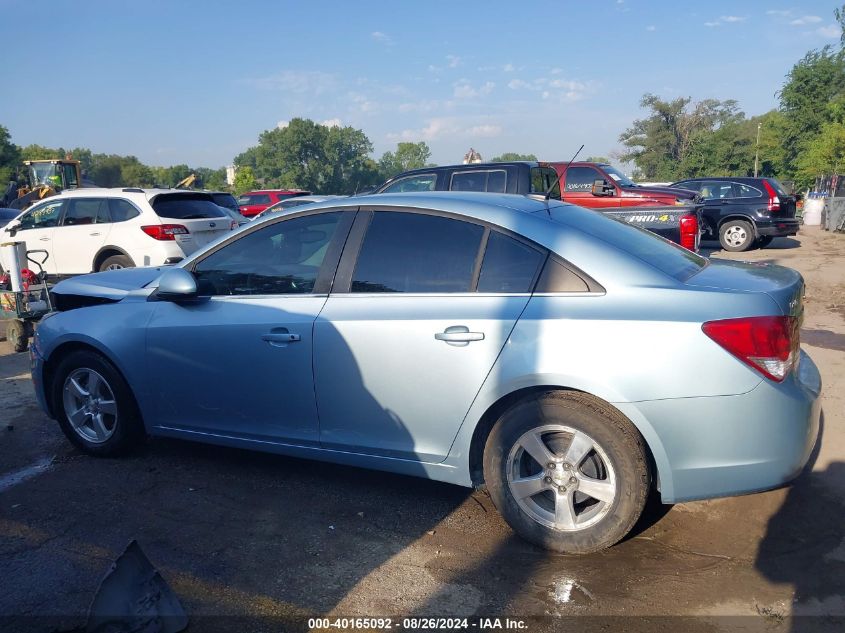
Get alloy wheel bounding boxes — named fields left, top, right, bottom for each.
left=724, top=225, right=748, bottom=248
left=506, top=424, right=617, bottom=531
left=62, top=368, right=118, bottom=444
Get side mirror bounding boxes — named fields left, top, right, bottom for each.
left=4, top=219, right=20, bottom=237
left=155, top=267, right=199, bottom=302
left=591, top=179, right=614, bottom=197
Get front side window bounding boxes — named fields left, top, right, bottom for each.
left=62, top=199, right=105, bottom=226
left=381, top=174, right=437, bottom=193
left=477, top=232, right=544, bottom=293
left=352, top=212, right=484, bottom=293
left=194, top=212, right=342, bottom=296
left=18, top=200, right=63, bottom=230
left=237, top=194, right=271, bottom=206
left=564, top=166, right=603, bottom=193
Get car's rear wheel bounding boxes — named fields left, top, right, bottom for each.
left=756, top=236, right=774, bottom=248
left=53, top=350, right=144, bottom=456
left=719, top=220, right=754, bottom=252
left=98, top=254, right=134, bottom=272
left=483, top=391, right=650, bottom=553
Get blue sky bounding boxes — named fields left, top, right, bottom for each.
left=0, top=0, right=841, bottom=169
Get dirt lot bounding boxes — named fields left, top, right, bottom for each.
left=1, top=227, right=843, bottom=632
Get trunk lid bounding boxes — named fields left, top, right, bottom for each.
left=685, top=259, right=804, bottom=316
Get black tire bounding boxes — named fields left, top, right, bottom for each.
left=719, top=219, right=755, bottom=252
left=6, top=319, right=28, bottom=353
left=52, top=350, right=144, bottom=456
left=98, top=254, right=134, bottom=272
left=483, top=391, right=650, bottom=553
left=756, top=236, right=774, bottom=248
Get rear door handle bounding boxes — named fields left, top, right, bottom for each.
left=89, top=232, right=101, bottom=236
left=435, top=325, right=484, bottom=347
left=39, top=237, right=50, bottom=241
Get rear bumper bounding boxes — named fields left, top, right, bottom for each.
left=620, top=350, right=821, bottom=503
left=757, top=218, right=800, bottom=237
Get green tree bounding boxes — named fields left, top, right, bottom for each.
left=233, top=166, right=257, bottom=194
left=120, top=158, right=154, bottom=187
left=0, top=125, right=21, bottom=186
left=584, top=155, right=611, bottom=164
left=235, top=118, right=379, bottom=194
left=619, top=94, right=742, bottom=180
left=378, top=142, right=434, bottom=179
left=489, top=152, right=537, bottom=162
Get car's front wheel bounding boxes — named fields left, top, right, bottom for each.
left=483, top=391, right=650, bottom=553
left=53, top=350, right=144, bottom=456
left=719, top=219, right=755, bottom=252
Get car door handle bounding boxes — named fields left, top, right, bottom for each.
left=435, top=326, right=484, bottom=346
left=89, top=232, right=101, bottom=236
left=39, top=237, right=50, bottom=241
left=261, top=328, right=301, bottom=346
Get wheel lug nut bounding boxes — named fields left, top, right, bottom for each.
left=569, top=477, right=577, bottom=484
left=544, top=476, right=553, bottom=483
left=548, top=462, right=556, bottom=469
left=558, top=486, right=566, bottom=493
left=563, top=463, right=571, bottom=471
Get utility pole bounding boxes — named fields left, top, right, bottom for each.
left=754, top=122, right=762, bottom=178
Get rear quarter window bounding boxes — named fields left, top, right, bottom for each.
left=152, top=194, right=227, bottom=219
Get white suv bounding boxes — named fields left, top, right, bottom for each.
left=1, top=188, right=237, bottom=277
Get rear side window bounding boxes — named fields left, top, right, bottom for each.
left=736, top=183, right=762, bottom=198
left=152, top=194, right=226, bottom=219
left=477, top=232, right=544, bottom=293
left=450, top=170, right=507, bottom=193
left=62, top=199, right=105, bottom=226
left=530, top=167, right=561, bottom=200
left=381, top=174, right=437, bottom=193
left=352, top=212, right=484, bottom=293
left=109, top=199, right=140, bottom=222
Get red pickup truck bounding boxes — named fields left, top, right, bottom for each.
left=550, top=162, right=698, bottom=208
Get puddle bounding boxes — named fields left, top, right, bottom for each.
left=549, top=577, right=594, bottom=605
left=0, top=455, right=53, bottom=493
left=802, top=329, right=845, bottom=352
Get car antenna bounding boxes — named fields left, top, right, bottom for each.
left=545, top=144, right=584, bottom=202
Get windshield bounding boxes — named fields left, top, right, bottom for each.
left=28, top=163, right=61, bottom=187
left=601, top=165, right=636, bottom=187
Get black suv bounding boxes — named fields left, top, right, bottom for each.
left=669, top=177, right=798, bottom=252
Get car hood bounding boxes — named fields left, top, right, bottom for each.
left=685, top=259, right=804, bottom=316
left=52, top=267, right=166, bottom=301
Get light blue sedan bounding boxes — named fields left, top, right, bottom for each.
left=30, top=192, right=821, bottom=553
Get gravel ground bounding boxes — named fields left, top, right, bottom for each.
left=0, top=226, right=843, bottom=633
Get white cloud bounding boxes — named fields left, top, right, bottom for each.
left=466, top=124, right=502, bottom=137
left=387, top=117, right=501, bottom=142
left=790, top=15, right=822, bottom=25
left=818, top=24, right=841, bottom=38
left=321, top=118, right=343, bottom=128
left=348, top=92, right=379, bottom=113
left=503, top=63, right=515, bottom=72
left=720, top=15, right=747, bottom=22
left=766, top=9, right=792, bottom=17
left=277, top=120, right=289, bottom=129
left=453, top=80, right=495, bottom=99
left=371, top=31, right=394, bottom=45
left=446, top=54, right=461, bottom=68
left=248, top=70, right=337, bottom=95
left=508, top=79, right=531, bottom=90
left=646, top=25, right=656, bottom=31
left=704, top=21, right=721, bottom=27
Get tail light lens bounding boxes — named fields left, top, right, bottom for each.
left=702, top=316, right=799, bottom=382
left=679, top=213, right=699, bottom=251
left=141, top=224, right=189, bottom=241
left=762, top=180, right=780, bottom=212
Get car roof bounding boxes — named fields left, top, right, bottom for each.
left=240, top=189, right=310, bottom=194
left=673, top=177, right=766, bottom=183
left=47, top=187, right=214, bottom=203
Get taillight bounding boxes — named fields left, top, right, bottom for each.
left=762, top=180, right=780, bottom=212
left=702, top=316, right=799, bottom=382
left=679, top=213, right=698, bottom=251
left=141, top=224, right=189, bottom=241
